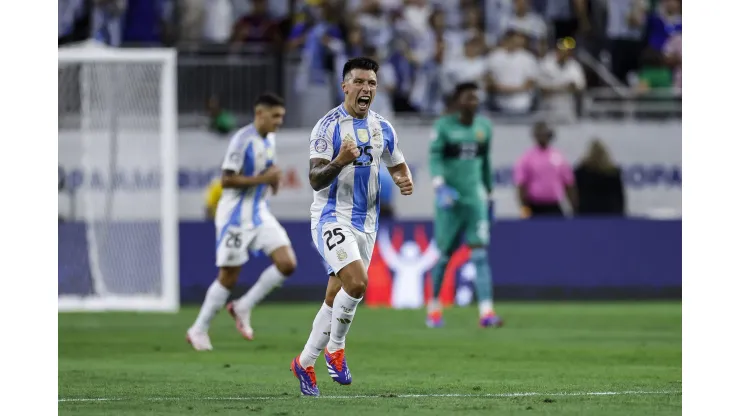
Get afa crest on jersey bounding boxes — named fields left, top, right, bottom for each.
left=357, top=129, right=370, bottom=144
left=476, top=129, right=485, bottom=141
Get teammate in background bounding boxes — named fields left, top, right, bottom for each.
left=426, top=82, right=503, bottom=329
left=290, top=57, right=413, bottom=396
left=186, top=93, right=297, bottom=351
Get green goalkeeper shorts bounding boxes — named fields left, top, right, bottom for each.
left=433, top=201, right=490, bottom=255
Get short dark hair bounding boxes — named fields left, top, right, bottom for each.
left=453, top=82, right=478, bottom=100
left=342, top=57, right=379, bottom=80
left=254, top=92, right=284, bottom=108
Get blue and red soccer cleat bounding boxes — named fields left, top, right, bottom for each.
left=479, top=313, right=504, bottom=328
left=290, top=356, right=320, bottom=396
left=325, top=348, right=352, bottom=385
left=426, top=311, right=444, bottom=328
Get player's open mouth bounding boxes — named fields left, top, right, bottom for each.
left=357, top=96, right=371, bottom=111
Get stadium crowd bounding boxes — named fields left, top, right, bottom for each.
left=59, top=0, right=681, bottom=119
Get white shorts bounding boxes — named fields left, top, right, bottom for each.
left=312, top=222, right=377, bottom=275
left=215, top=214, right=290, bottom=267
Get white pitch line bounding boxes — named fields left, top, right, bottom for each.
left=59, top=390, right=681, bottom=403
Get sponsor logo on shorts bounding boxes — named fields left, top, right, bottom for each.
left=336, top=248, right=348, bottom=262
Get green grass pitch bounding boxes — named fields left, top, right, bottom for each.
left=59, top=302, right=681, bottom=415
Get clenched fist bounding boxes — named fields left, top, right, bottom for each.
left=335, top=140, right=361, bottom=166
left=394, top=175, right=414, bottom=196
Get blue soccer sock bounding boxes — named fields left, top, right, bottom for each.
left=470, top=248, right=494, bottom=315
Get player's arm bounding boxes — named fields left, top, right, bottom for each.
left=429, top=120, right=458, bottom=207
left=308, top=125, right=360, bottom=191
left=429, top=120, right=446, bottom=189
left=220, top=138, right=280, bottom=189
left=482, top=121, right=494, bottom=197
left=381, top=121, right=413, bottom=195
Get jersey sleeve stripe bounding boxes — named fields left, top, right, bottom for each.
left=243, top=141, right=255, bottom=176
left=380, top=120, right=396, bottom=155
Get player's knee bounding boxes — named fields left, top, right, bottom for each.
left=344, top=280, right=367, bottom=298
left=275, top=259, right=297, bottom=277
left=343, top=274, right=367, bottom=298
left=217, top=267, right=240, bottom=289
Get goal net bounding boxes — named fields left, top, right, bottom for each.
left=58, top=42, right=179, bottom=312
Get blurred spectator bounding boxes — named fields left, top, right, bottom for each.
left=575, top=140, right=625, bottom=216
left=483, top=0, right=513, bottom=46
left=365, top=47, right=397, bottom=121
left=401, top=0, right=434, bottom=41
left=202, top=0, right=234, bottom=44
left=288, top=2, right=344, bottom=120
left=442, top=36, right=488, bottom=104
left=356, top=0, right=393, bottom=54
left=230, top=0, right=281, bottom=45
left=504, top=0, right=548, bottom=56
left=645, top=0, right=681, bottom=51
left=635, top=48, right=672, bottom=93
left=121, top=0, right=173, bottom=45
left=486, top=30, right=538, bottom=114
left=538, top=37, right=585, bottom=124
left=207, top=95, right=237, bottom=135
left=344, top=26, right=366, bottom=58
left=662, top=33, right=681, bottom=90
left=407, top=31, right=447, bottom=115
left=178, top=0, right=205, bottom=43
left=456, top=5, right=487, bottom=48
left=59, top=0, right=91, bottom=45
left=514, top=122, right=578, bottom=217
left=605, top=0, right=648, bottom=83
left=378, top=165, right=396, bottom=219
left=546, top=0, right=591, bottom=41
left=92, top=0, right=127, bottom=46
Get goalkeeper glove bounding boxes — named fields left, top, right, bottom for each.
left=435, top=185, right=459, bottom=209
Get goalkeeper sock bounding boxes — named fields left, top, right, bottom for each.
left=470, top=248, right=494, bottom=315
left=429, top=255, right=450, bottom=309
left=234, top=265, right=286, bottom=313
left=193, top=279, right=230, bottom=332
left=299, top=302, right=333, bottom=369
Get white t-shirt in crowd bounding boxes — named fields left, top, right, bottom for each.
left=487, top=47, right=539, bottom=113
left=538, top=52, right=586, bottom=122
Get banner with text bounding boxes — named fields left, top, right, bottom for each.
left=59, top=122, right=681, bottom=220
left=59, top=219, right=682, bottom=303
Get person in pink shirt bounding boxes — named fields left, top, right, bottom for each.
left=514, top=122, right=578, bottom=217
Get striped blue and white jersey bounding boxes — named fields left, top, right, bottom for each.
left=216, top=124, right=276, bottom=230
left=309, top=105, right=406, bottom=233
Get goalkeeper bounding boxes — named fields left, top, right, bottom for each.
left=426, top=82, right=503, bottom=329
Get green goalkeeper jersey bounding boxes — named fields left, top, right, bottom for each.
left=429, top=114, right=493, bottom=204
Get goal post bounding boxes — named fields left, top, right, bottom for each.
left=58, top=43, right=179, bottom=312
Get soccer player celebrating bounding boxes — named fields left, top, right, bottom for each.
left=186, top=93, right=298, bottom=350
left=290, top=57, right=413, bottom=396
left=426, top=82, right=503, bottom=329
